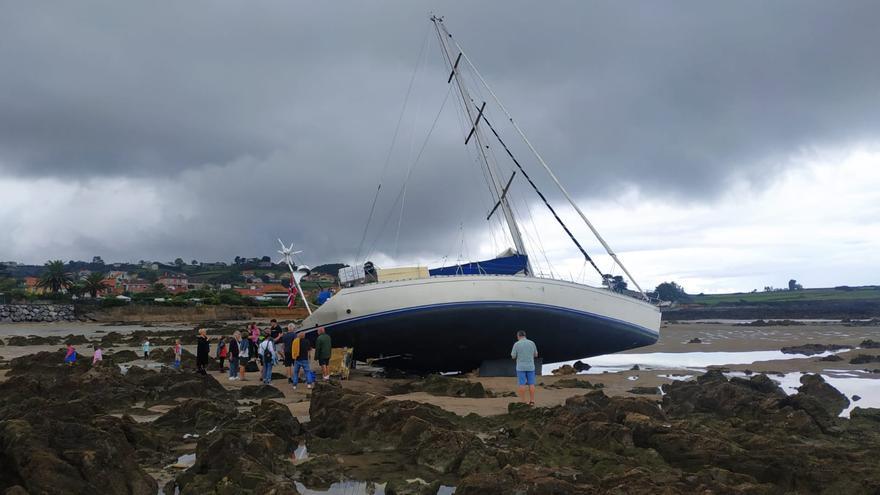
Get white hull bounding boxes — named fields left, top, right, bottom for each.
left=300, top=275, right=660, bottom=371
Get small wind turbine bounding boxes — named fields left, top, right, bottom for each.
left=277, top=238, right=312, bottom=315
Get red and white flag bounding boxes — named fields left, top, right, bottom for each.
left=287, top=275, right=298, bottom=308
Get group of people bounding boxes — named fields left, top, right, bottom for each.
left=194, top=319, right=333, bottom=388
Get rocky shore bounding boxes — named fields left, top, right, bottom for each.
left=0, top=349, right=879, bottom=494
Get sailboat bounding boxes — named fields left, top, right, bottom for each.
left=298, top=16, right=660, bottom=373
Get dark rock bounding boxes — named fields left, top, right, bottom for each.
left=662, top=370, right=785, bottom=418
left=385, top=479, right=441, bottom=495
left=551, top=364, right=577, bottom=375
left=106, top=349, right=139, bottom=363
left=852, top=395, right=861, bottom=401
left=628, top=386, right=661, bottom=395
left=818, top=354, right=843, bottom=362
left=859, top=339, right=880, bottom=349
left=571, top=360, right=591, bottom=372
left=850, top=407, right=880, bottom=422
left=390, top=374, right=489, bottom=398
left=153, top=398, right=238, bottom=434
left=850, top=354, right=880, bottom=365
left=546, top=378, right=602, bottom=389
left=781, top=343, right=848, bottom=355
left=0, top=416, right=157, bottom=494
left=239, top=384, right=285, bottom=400
left=687, top=337, right=702, bottom=344
left=630, top=364, right=641, bottom=371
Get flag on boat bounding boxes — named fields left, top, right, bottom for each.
left=287, top=275, right=298, bottom=308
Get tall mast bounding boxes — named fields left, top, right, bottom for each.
left=433, top=16, right=648, bottom=300
left=431, top=16, right=533, bottom=276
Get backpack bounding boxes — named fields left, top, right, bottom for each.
left=291, top=337, right=301, bottom=361
left=262, top=341, right=273, bottom=363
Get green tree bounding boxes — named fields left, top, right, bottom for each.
left=174, top=258, right=185, bottom=268
left=152, top=283, right=168, bottom=295
left=36, top=260, right=73, bottom=294
left=602, top=274, right=628, bottom=293
left=82, top=272, right=109, bottom=298
left=654, top=281, right=689, bottom=302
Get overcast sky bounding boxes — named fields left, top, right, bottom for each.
left=1, top=1, right=879, bottom=294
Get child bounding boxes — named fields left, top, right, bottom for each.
left=217, top=337, right=227, bottom=373
left=173, top=339, right=182, bottom=369
left=92, top=347, right=103, bottom=365
left=64, top=344, right=77, bottom=366
left=142, top=340, right=151, bottom=360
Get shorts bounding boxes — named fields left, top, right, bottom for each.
left=318, top=358, right=330, bottom=366
left=284, top=355, right=294, bottom=367
left=517, top=370, right=536, bottom=386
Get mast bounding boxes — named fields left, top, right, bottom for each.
left=433, top=16, right=648, bottom=300
left=431, top=15, right=533, bottom=276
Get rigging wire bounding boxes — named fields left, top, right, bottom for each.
left=354, top=25, right=431, bottom=266
left=477, top=108, right=606, bottom=280
left=435, top=17, right=648, bottom=299
left=363, top=84, right=454, bottom=263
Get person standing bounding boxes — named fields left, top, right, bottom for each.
left=142, top=340, right=151, bottom=360
left=228, top=331, right=241, bottom=381
left=315, top=327, right=332, bottom=380
left=216, top=337, right=227, bottom=373
left=258, top=336, right=277, bottom=385
left=173, top=339, right=182, bottom=369
left=196, top=328, right=210, bottom=375
left=281, top=324, right=298, bottom=383
left=248, top=322, right=260, bottom=347
left=238, top=334, right=250, bottom=380
left=292, top=330, right=315, bottom=389
left=64, top=344, right=77, bottom=366
left=92, top=346, right=103, bottom=365
left=511, top=330, right=539, bottom=406
left=269, top=319, right=284, bottom=362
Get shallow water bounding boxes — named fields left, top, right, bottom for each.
left=168, top=453, right=196, bottom=469
left=544, top=349, right=849, bottom=375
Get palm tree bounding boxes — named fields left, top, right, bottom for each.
left=82, top=272, right=109, bottom=298
left=67, top=282, right=86, bottom=298
left=36, top=260, right=73, bottom=294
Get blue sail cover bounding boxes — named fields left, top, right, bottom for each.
left=429, top=254, right=528, bottom=276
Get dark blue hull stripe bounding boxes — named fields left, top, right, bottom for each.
left=319, top=300, right=659, bottom=339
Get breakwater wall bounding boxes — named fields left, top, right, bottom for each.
left=0, top=304, right=76, bottom=322
left=82, top=305, right=310, bottom=323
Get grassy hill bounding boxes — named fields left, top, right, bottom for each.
left=689, top=286, right=880, bottom=306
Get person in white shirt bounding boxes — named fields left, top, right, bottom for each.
left=258, top=338, right=277, bottom=385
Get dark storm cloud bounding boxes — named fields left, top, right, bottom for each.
left=2, top=1, right=879, bottom=265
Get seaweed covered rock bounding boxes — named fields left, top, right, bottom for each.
left=170, top=399, right=302, bottom=494
left=153, top=398, right=238, bottom=434
left=389, top=374, right=489, bottom=398
left=661, top=370, right=785, bottom=418
left=0, top=414, right=157, bottom=494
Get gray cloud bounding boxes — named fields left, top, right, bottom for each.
left=2, top=1, right=879, bottom=274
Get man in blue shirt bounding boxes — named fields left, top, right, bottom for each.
left=511, top=330, right=538, bottom=406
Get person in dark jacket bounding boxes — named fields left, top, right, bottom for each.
left=196, top=328, right=210, bottom=375
left=315, top=326, right=332, bottom=380
left=228, top=331, right=241, bottom=381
